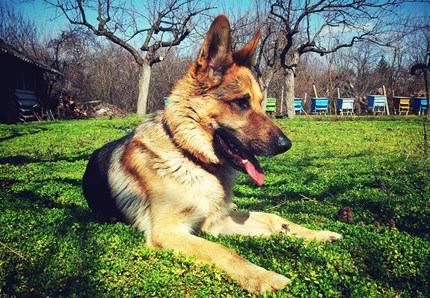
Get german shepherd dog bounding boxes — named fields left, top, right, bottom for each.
left=83, top=15, right=341, bottom=294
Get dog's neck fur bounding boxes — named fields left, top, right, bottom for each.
left=162, top=85, right=222, bottom=166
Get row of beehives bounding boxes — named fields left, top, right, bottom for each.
left=264, top=96, right=428, bottom=115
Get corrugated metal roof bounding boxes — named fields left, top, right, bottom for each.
left=0, top=38, right=62, bottom=75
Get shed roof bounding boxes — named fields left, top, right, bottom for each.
left=0, top=38, right=62, bottom=76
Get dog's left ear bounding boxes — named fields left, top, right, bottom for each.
left=195, top=15, right=233, bottom=84
left=233, top=29, right=262, bottom=66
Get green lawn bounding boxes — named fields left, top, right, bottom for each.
left=1, top=116, right=429, bottom=297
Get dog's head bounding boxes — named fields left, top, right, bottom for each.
left=164, top=15, right=291, bottom=186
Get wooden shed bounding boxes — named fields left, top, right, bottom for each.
left=0, top=38, right=62, bottom=123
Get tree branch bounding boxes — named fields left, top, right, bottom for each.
left=47, top=0, right=213, bottom=67
left=270, top=0, right=414, bottom=70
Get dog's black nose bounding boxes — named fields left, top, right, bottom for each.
left=276, top=134, right=292, bottom=153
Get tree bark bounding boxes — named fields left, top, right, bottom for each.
left=423, top=69, right=430, bottom=121
left=137, top=62, right=151, bottom=117
left=258, top=76, right=271, bottom=110
left=282, top=68, right=296, bottom=119
left=261, top=86, right=268, bottom=110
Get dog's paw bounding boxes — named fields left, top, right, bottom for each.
left=243, top=270, right=290, bottom=295
left=259, top=271, right=291, bottom=294
left=290, top=229, right=342, bottom=242
left=312, top=230, right=342, bottom=242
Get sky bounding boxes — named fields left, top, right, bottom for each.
left=11, top=0, right=430, bottom=43
left=12, top=0, right=255, bottom=52
left=15, top=0, right=223, bottom=35
left=13, top=1, right=69, bottom=36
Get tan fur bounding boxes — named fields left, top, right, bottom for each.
left=83, top=15, right=341, bottom=295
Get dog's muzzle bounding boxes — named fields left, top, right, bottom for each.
left=213, top=128, right=291, bottom=186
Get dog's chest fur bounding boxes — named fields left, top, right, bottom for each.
left=108, top=113, right=236, bottom=233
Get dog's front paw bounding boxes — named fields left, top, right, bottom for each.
left=259, top=271, right=291, bottom=294
left=312, top=230, right=342, bottom=242
left=242, top=270, right=290, bottom=295
left=290, top=229, right=342, bottom=242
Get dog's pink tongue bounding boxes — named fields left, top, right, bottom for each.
left=244, top=158, right=265, bottom=186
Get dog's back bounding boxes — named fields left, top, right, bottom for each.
left=83, top=114, right=166, bottom=229
left=82, top=133, right=133, bottom=221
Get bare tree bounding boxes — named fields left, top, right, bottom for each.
left=252, top=12, right=284, bottom=107
left=0, top=0, right=42, bottom=59
left=342, top=42, right=383, bottom=113
left=48, top=28, right=97, bottom=97
left=149, top=49, right=191, bottom=111
left=268, top=0, right=427, bottom=118
left=44, top=28, right=141, bottom=112
left=0, top=0, right=62, bottom=98
left=408, top=14, right=430, bottom=119
left=46, top=0, right=213, bottom=117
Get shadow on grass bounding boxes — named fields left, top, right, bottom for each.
left=0, top=179, right=125, bottom=296
left=0, top=154, right=92, bottom=165
left=0, top=126, right=48, bottom=143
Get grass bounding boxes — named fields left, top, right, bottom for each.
left=1, top=115, right=429, bottom=297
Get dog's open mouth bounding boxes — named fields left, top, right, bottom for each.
left=214, top=129, right=264, bottom=186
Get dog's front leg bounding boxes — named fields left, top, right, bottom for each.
left=147, top=229, right=290, bottom=294
left=205, top=211, right=342, bottom=242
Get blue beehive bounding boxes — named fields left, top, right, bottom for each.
left=294, top=99, right=302, bottom=114
left=367, top=95, right=386, bottom=114
left=337, top=98, right=354, bottom=115
left=412, top=97, right=428, bottom=114
left=311, top=98, right=329, bottom=114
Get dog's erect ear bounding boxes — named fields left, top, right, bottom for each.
left=233, top=29, right=262, bottom=66
left=196, top=15, right=232, bottom=81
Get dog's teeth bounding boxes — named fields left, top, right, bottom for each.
left=242, top=159, right=248, bottom=164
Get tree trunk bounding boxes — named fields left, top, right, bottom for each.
left=137, top=61, right=151, bottom=117
left=424, top=69, right=430, bottom=121
left=282, top=68, right=296, bottom=119
left=258, top=77, right=270, bottom=110
left=261, top=88, right=269, bottom=110
left=257, top=69, right=276, bottom=111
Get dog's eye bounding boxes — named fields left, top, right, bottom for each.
left=234, top=94, right=251, bottom=110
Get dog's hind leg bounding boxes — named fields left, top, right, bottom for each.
left=147, top=229, right=290, bottom=295
left=205, top=211, right=342, bottom=242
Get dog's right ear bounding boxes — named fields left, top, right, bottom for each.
left=195, top=15, right=233, bottom=85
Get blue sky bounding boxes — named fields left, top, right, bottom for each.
left=15, top=0, right=69, bottom=37
left=13, top=0, right=430, bottom=41
left=16, top=0, right=218, bottom=32
left=14, top=0, right=236, bottom=50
